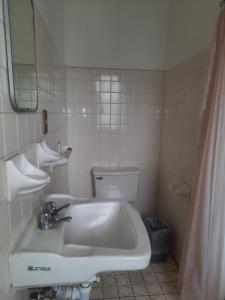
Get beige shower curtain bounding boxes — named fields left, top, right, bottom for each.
left=179, top=8, right=225, bottom=300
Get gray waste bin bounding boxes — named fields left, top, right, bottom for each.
left=143, top=218, right=171, bottom=263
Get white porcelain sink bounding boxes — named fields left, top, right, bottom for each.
left=64, top=202, right=136, bottom=249
left=10, top=199, right=151, bottom=288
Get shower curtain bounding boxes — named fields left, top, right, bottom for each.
left=179, top=8, right=225, bottom=300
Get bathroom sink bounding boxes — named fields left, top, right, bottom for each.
left=10, top=200, right=151, bottom=288
left=64, top=201, right=136, bottom=249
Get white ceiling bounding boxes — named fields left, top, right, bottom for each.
left=34, top=0, right=219, bottom=70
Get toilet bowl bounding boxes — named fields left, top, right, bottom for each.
left=92, top=167, right=140, bottom=209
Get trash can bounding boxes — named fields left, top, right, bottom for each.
left=143, top=218, right=171, bottom=263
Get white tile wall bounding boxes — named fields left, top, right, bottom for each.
left=66, top=68, right=163, bottom=215
left=0, top=1, right=211, bottom=298
left=157, top=51, right=209, bottom=263
left=13, top=64, right=37, bottom=110
left=0, top=3, right=68, bottom=299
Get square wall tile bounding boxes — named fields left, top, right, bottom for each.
left=2, top=113, right=18, bottom=156
left=0, top=1, right=3, bottom=22
left=158, top=50, right=208, bottom=262
left=0, top=113, right=4, bottom=157
left=0, top=23, right=6, bottom=69
left=16, top=114, right=28, bottom=149
left=0, top=10, right=68, bottom=299
left=0, top=160, right=7, bottom=203
left=111, top=81, right=121, bottom=93
left=26, top=114, right=35, bottom=144
left=66, top=67, right=164, bottom=213
left=8, top=200, right=22, bottom=247
left=0, top=68, right=14, bottom=113
left=0, top=201, right=9, bottom=248
left=0, top=240, right=10, bottom=295
left=101, top=81, right=110, bottom=93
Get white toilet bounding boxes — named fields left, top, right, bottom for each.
left=92, top=166, right=140, bottom=207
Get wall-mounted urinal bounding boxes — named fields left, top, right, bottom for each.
left=6, top=154, right=51, bottom=201
left=37, top=141, right=68, bottom=171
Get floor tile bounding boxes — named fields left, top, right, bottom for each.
left=91, top=287, right=104, bottom=299
left=164, top=263, right=178, bottom=272
left=116, top=271, right=129, bottom=275
left=146, top=283, right=163, bottom=296
left=118, top=285, right=134, bottom=297
left=102, top=274, right=117, bottom=286
left=93, top=280, right=102, bottom=288
left=129, top=273, right=144, bottom=284
left=103, top=286, right=119, bottom=298
left=160, top=282, right=177, bottom=294
left=155, top=273, right=172, bottom=283
left=129, top=271, right=143, bottom=276
left=168, top=272, right=178, bottom=282
left=165, top=294, right=180, bottom=300
left=132, top=284, right=149, bottom=296
left=143, top=273, right=158, bottom=283
left=151, top=264, right=166, bottom=273
left=135, top=296, right=151, bottom=300
left=96, top=257, right=179, bottom=300
left=142, top=265, right=154, bottom=274
left=116, top=273, right=131, bottom=285
left=151, top=295, right=167, bottom=300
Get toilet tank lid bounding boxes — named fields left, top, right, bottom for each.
left=92, top=167, right=140, bottom=176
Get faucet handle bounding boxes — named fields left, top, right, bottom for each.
left=53, top=216, right=72, bottom=224
left=45, top=201, right=57, bottom=215
left=44, top=201, right=70, bottom=215
left=54, top=203, right=70, bottom=214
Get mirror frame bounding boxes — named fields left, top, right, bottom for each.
left=3, top=0, right=38, bottom=113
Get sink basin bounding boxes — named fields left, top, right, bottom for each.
left=64, top=202, right=136, bottom=249
left=10, top=199, right=151, bottom=288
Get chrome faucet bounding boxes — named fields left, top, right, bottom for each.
left=38, top=201, right=72, bottom=230
left=45, top=201, right=71, bottom=215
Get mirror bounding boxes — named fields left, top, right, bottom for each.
left=3, top=0, right=38, bottom=112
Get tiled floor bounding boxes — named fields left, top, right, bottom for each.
left=91, top=258, right=180, bottom=300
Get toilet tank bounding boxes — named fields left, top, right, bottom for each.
left=92, top=167, right=140, bottom=203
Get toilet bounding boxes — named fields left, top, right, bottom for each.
left=92, top=167, right=140, bottom=207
